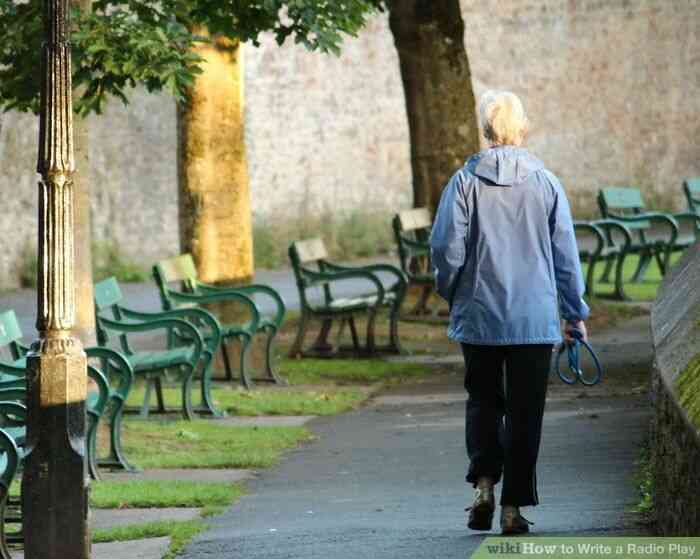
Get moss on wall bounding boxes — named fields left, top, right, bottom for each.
left=675, top=352, right=700, bottom=431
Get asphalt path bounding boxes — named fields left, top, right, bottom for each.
left=180, top=372, right=650, bottom=559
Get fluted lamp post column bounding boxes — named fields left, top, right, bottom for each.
left=22, top=0, right=90, bottom=557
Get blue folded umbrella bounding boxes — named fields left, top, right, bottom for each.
left=556, top=328, right=603, bottom=386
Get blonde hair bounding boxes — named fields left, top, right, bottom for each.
left=478, top=90, right=529, bottom=146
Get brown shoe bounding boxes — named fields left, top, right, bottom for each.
left=465, top=485, right=495, bottom=531
left=500, top=506, right=534, bottom=535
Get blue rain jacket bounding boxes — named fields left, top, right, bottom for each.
left=430, top=145, right=589, bottom=345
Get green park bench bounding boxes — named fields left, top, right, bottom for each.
left=574, top=220, right=633, bottom=299
left=0, top=310, right=131, bottom=479
left=153, top=254, right=286, bottom=389
left=94, top=277, right=224, bottom=420
left=597, top=187, right=699, bottom=284
left=684, top=177, right=700, bottom=215
left=288, top=238, right=406, bottom=357
left=0, top=400, right=27, bottom=559
left=392, top=208, right=437, bottom=317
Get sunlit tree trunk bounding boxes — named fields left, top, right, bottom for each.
left=177, top=32, right=253, bottom=286
left=388, top=0, right=480, bottom=213
left=72, top=0, right=96, bottom=345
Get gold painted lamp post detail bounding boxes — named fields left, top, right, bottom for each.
left=22, top=0, right=90, bottom=558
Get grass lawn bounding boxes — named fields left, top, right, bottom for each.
left=93, top=519, right=206, bottom=559
left=582, top=253, right=682, bottom=301
left=90, top=480, right=243, bottom=509
left=126, top=384, right=368, bottom=416
left=279, top=358, right=433, bottom=385
left=119, top=419, right=312, bottom=469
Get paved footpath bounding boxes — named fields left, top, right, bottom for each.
left=180, top=318, right=653, bottom=559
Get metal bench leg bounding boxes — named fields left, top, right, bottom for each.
left=311, top=319, right=334, bottom=352
left=411, top=285, right=432, bottom=315
left=655, top=244, right=673, bottom=276
left=141, top=379, right=154, bottom=418
left=613, top=252, right=628, bottom=300
left=263, top=325, right=286, bottom=385
left=180, top=364, right=197, bottom=420
left=365, top=310, right=378, bottom=355
left=584, top=256, right=597, bottom=297
left=87, top=413, right=101, bottom=481
left=599, top=257, right=614, bottom=283
left=288, top=312, right=310, bottom=357
left=0, top=490, right=10, bottom=559
left=388, top=306, right=404, bottom=355
left=154, top=377, right=166, bottom=413
left=238, top=334, right=254, bottom=390
left=99, top=400, right=138, bottom=472
left=631, top=252, right=651, bottom=283
left=220, top=342, right=234, bottom=381
left=348, top=318, right=361, bottom=352
left=197, top=351, right=226, bottom=417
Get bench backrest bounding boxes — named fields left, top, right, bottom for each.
left=598, top=187, right=649, bottom=229
left=93, top=277, right=127, bottom=346
left=685, top=178, right=700, bottom=213
left=0, top=312, right=22, bottom=350
left=392, top=208, right=432, bottom=277
left=153, top=254, right=199, bottom=310
left=94, top=277, right=124, bottom=312
left=288, top=239, right=332, bottom=306
left=289, top=238, right=328, bottom=266
left=395, top=208, right=431, bottom=233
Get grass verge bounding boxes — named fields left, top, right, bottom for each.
left=582, top=253, right=682, bottom=302
left=280, top=358, right=433, bottom=385
left=631, top=439, right=655, bottom=518
left=126, top=385, right=367, bottom=416
left=90, top=480, right=243, bottom=509
left=92, top=519, right=206, bottom=559
left=121, top=420, right=312, bottom=469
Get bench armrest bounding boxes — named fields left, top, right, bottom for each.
left=97, top=316, right=204, bottom=361
left=86, top=365, right=110, bottom=418
left=85, top=347, right=135, bottom=403
left=301, top=268, right=385, bottom=307
left=0, top=428, right=20, bottom=493
left=196, top=283, right=286, bottom=328
left=608, top=213, right=678, bottom=245
left=119, top=306, right=223, bottom=355
left=322, top=262, right=407, bottom=291
left=165, top=291, right=261, bottom=334
left=673, top=212, right=700, bottom=231
left=590, top=219, right=633, bottom=251
left=574, top=221, right=605, bottom=257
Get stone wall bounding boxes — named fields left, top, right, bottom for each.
left=0, top=0, right=698, bottom=288
left=650, top=242, right=700, bottom=536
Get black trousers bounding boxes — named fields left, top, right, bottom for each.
left=461, top=343, right=552, bottom=507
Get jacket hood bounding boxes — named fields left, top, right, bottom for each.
left=467, top=146, right=544, bottom=187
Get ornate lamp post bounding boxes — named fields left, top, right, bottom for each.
left=21, top=0, right=90, bottom=557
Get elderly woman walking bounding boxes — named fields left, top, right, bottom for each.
left=430, top=90, right=589, bottom=535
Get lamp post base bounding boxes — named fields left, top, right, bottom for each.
left=22, top=336, right=89, bottom=559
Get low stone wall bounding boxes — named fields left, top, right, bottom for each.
left=650, top=241, right=700, bottom=536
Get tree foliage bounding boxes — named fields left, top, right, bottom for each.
left=0, top=0, right=384, bottom=115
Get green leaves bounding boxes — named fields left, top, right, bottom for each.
left=0, top=0, right=383, bottom=116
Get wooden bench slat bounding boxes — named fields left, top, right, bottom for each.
left=599, top=187, right=645, bottom=209
left=293, top=238, right=328, bottom=263
left=398, top=208, right=432, bottom=232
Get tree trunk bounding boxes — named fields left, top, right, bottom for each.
left=177, top=32, right=253, bottom=286
left=72, top=0, right=96, bottom=346
left=388, top=0, right=480, bottom=213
